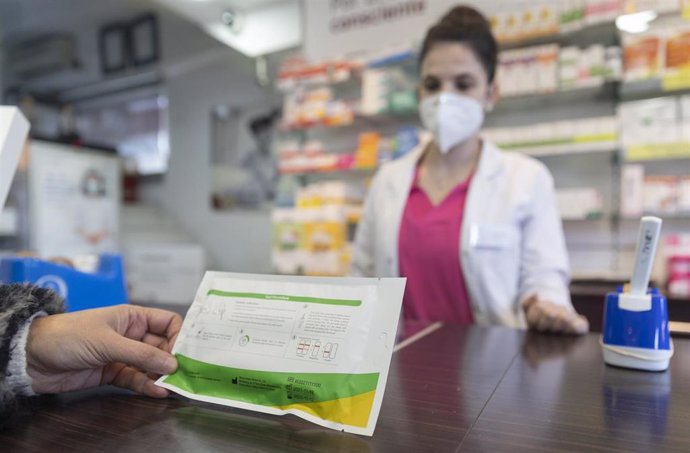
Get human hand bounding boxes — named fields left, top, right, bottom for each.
left=26, top=305, right=182, bottom=398
left=521, top=295, right=589, bottom=335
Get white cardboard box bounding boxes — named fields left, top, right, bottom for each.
left=556, top=188, right=604, bottom=219
left=678, top=95, right=690, bottom=142
left=621, top=164, right=645, bottom=217
left=124, top=243, right=206, bottom=305
left=678, top=177, right=690, bottom=213
left=618, top=98, right=680, bottom=147
left=0, top=107, right=29, bottom=211
left=643, top=176, right=678, bottom=213
left=0, top=207, right=17, bottom=236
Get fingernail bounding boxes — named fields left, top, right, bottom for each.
left=156, top=387, right=170, bottom=398
left=147, top=380, right=170, bottom=398
left=163, top=355, right=178, bottom=373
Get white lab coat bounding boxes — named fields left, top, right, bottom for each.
left=351, top=137, right=574, bottom=328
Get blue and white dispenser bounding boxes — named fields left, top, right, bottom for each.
left=601, top=216, right=673, bottom=372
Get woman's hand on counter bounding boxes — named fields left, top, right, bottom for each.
left=522, top=295, right=589, bottom=335
left=26, top=305, right=182, bottom=398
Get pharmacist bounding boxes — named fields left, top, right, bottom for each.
left=351, top=5, right=588, bottom=334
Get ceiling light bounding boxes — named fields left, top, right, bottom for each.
left=221, top=10, right=235, bottom=26
left=616, top=10, right=658, bottom=34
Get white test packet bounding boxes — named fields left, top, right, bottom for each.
left=156, top=272, right=406, bottom=436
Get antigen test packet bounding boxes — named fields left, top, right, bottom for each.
left=156, top=272, right=406, bottom=436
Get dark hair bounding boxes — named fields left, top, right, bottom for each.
left=249, top=108, right=281, bottom=136
left=419, top=5, right=498, bottom=83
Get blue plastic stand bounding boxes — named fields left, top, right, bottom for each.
left=601, top=287, right=673, bottom=371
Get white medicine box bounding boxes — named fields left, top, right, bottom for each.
left=618, top=98, right=680, bottom=147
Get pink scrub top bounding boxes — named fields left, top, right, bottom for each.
left=398, top=170, right=474, bottom=324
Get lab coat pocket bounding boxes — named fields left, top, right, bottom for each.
left=468, top=223, right=520, bottom=291
left=469, top=224, right=518, bottom=250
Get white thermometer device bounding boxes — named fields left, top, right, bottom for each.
left=629, top=216, right=663, bottom=296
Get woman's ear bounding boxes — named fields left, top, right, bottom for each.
left=486, top=81, right=500, bottom=112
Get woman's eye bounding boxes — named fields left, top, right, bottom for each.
left=454, top=77, right=474, bottom=91
left=423, top=77, right=441, bottom=92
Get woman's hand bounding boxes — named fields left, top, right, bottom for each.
left=26, top=305, right=182, bottom=398
left=521, top=295, right=589, bottom=335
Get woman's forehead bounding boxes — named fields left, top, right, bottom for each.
left=421, top=42, right=485, bottom=76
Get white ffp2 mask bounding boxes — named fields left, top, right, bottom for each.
left=419, top=92, right=485, bottom=154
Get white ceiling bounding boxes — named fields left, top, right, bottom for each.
left=151, top=0, right=301, bottom=57
left=0, top=0, right=292, bottom=41
left=0, top=0, right=302, bottom=58
left=218, top=0, right=289, bottom=9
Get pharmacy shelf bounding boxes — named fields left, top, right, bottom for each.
left=365, top=49, right=418, bottom=69
left=280, top=167, right=377, bottom=177
left=619, top=79, right=690, bottom=102
left=499, top=10, right=681, bottom=51
left=562, top=214, right=609, bottom=222
left=499, top=21, right=618, bottom=51
left=620, top=213, right=690, bottom=221
left=279, top=111, right=419, bottom=134
left=277, top=50, right=418, bottom=93
left=570, top=271, right=631, bottom=282
left=357, top=110, right=419, bottom=125
left=494, top=81, right=619, bottom=114
left=279, top=121, right=354, bottom=133
left=503, top=141, right=618, bottom=158
left=277, top=72, right=360, bottom=93
left=624, top=143, right=690, bottom=161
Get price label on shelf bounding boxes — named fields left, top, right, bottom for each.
left=662, top=68, right=690, bottom=92
left=626, top=143, right=690, bottom=161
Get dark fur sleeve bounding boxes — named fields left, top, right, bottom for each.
left=0, top=284, right=65, bottom=424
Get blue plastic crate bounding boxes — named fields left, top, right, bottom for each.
left=0, top=254, right=128, bottom=312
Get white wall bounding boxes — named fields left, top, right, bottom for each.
left=140, top=54, right=279, bottom=273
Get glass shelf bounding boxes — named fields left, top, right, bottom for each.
left=279, top=167, right=377, bottom=178
left=503, top=141, right=618, bottom=158
left=499, top=21, right=618, bottom=51
left=620, top=213, right=690, bottom=221
left=279, top=111, right=419, bottom=134
left=619, top=79, right=690, bottom=102
left=493, top=81, right=619, bottom=114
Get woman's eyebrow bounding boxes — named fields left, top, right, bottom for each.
left=423, top=69, right=476, bottom=78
